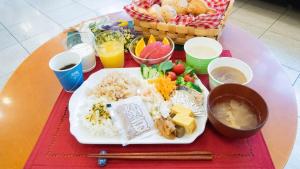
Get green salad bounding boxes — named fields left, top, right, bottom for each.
left=141, top=60, right=202, bottom=93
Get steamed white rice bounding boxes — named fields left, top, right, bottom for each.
left=77, top=96, right=118, bottom=136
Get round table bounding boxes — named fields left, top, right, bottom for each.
left=0, top=12, right=297, bottom=169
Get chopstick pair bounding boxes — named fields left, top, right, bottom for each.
left=88, top=151, right=213, bottom=160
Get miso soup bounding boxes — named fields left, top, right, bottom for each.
left=211, top=66, right=247, bottom=84
left=212, top=98, right=258, bottom=130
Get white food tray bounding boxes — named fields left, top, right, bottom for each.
left=69, top=68, right=209, bottom=144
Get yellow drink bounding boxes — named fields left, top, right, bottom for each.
left=97, top=41, right=124, bottom=68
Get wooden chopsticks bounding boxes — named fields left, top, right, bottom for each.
left=88, top=151, right=213, bottom=160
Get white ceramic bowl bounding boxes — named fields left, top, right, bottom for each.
left=207, top=57, right=253, bottom=89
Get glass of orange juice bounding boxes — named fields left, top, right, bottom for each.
left=95, top=31, right=125, bottom=68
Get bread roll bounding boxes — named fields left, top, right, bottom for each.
left=161, top=5, right=177, bottom=22
left=161, top=0, right=188, bottom=15
left=148, top=4, right=165, bottom=22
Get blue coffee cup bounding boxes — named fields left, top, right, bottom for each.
left=49, top=51, right=84, bottom=92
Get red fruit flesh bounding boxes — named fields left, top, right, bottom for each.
left=140, top=45, right=154, bottom=59
left=140, top=42, right=172, bottom=59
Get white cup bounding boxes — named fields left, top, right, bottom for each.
left=70, top=43, right=96, bottom=72
left=64, top=32, right=96, bottom=73
left=207, top=57, right=253, bottom=90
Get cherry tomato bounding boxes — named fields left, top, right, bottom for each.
left=184, top=74, right=194, bottom=83
left=172, top=63, right=185, bottom=75
left=167, top=71, right=177, bottom=81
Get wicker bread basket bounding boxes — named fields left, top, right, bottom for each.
left=133, top=0, right=234, bottom=44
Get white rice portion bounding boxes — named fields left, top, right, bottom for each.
left=77, top=96, right=118, bottom=136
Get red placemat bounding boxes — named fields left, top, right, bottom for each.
left=25, top=50, right=275, bottom=169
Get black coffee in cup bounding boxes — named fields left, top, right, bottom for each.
left=60, top=64, right=76, bottom=70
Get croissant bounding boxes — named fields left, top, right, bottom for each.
left=187, top=0, right=216, bottom=15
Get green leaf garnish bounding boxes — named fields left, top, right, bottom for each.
left=158, top=61, right=173, bottom=73
left=176, top=76, right=185, bottom=85
left=183, top=65, right=194, bottom=75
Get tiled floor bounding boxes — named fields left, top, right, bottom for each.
left=0, top=0, right=299, bottom=168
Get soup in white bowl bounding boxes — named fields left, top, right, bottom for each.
left=207, top=57, right=253, bottom=89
